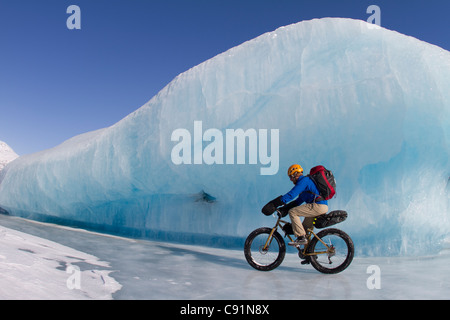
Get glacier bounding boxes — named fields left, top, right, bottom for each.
left=0, top=18, right=449, bottom=256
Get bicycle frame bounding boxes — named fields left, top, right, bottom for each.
left=263, top=214, right=333, bottom=258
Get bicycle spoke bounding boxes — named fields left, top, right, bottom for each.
left=244, top=227, right=286, bottom=271
left=250, top=233, right=281, bottom=266
left=307, top=228, right=354, bottom=274
left=313, top=235, right=347, bottom=265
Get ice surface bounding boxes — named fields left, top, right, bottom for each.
left=0, top=18, right=449, bottom=256
left=1, top=214, right=449, bottom=300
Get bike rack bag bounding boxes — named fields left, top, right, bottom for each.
left=313, top=210, right=348, bottom=229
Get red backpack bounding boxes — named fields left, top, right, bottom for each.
left=308, top=165, right=336, bottom=201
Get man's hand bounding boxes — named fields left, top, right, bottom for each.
left=278, top=202, right=297, bottom=217
left=261, top=196, right=284, bottom=216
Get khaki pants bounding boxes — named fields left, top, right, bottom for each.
left=289, top=203, right=328, bottom=237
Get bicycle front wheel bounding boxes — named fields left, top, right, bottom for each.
left=244, top=227, right=286, bottom=271
left=307, top=228, right=354, bottom=274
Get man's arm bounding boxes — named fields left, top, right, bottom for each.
left=281, top=178, right=307, bottom=204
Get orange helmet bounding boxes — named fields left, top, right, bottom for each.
left=287, top=164, right=303, bottom=177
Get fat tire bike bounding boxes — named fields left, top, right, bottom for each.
left=244, top=210, right=354, bottom=274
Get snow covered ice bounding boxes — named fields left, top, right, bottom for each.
left=0, top=18, right=449, bottom=259
left=0, top=215, right=121, bottom=299
left=1, top=214, right=450, bottom=300
left=0, top=141, right=18, bottom=172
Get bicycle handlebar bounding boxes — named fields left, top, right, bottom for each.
left=274, top=209, right=283, bottom=219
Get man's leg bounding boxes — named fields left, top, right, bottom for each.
left=289, top=203, right=328, bottom=237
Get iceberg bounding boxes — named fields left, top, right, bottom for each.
left=0, top=18, right=449, bottom=256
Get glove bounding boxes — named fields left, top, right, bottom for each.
left=261, top=196, right=284, bottom=216
left=278, top=201, right=297, bottom=217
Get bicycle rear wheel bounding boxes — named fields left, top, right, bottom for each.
left=244, top=227, right=286, bottom=271
left=307, top=228, right=354, bottom=274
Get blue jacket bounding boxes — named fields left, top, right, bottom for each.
left=281, top=175, right=328, bottom=206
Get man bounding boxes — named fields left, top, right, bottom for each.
left=262, top=164, right=328, bottom=246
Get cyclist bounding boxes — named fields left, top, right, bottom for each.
left=262, top=164, right=328, bottom=247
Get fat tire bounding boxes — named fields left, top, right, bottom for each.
left=244, top=227, right=286, bottom=271
left=307, top=228, right=354, bottom=274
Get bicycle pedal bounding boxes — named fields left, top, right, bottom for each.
left=301, top=259, right=310, bottom=265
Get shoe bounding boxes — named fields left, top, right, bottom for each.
left=288, top=236, right=307, bottom=247
left=301, top=258, right=310, bottom=265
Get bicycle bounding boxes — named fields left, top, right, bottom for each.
left=244, top=210, right=354, bottom=274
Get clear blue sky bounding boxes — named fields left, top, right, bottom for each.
left=1, top=0, right=449, bottom=155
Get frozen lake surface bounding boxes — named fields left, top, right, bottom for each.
left=1, top=214, right=449, bottom=300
